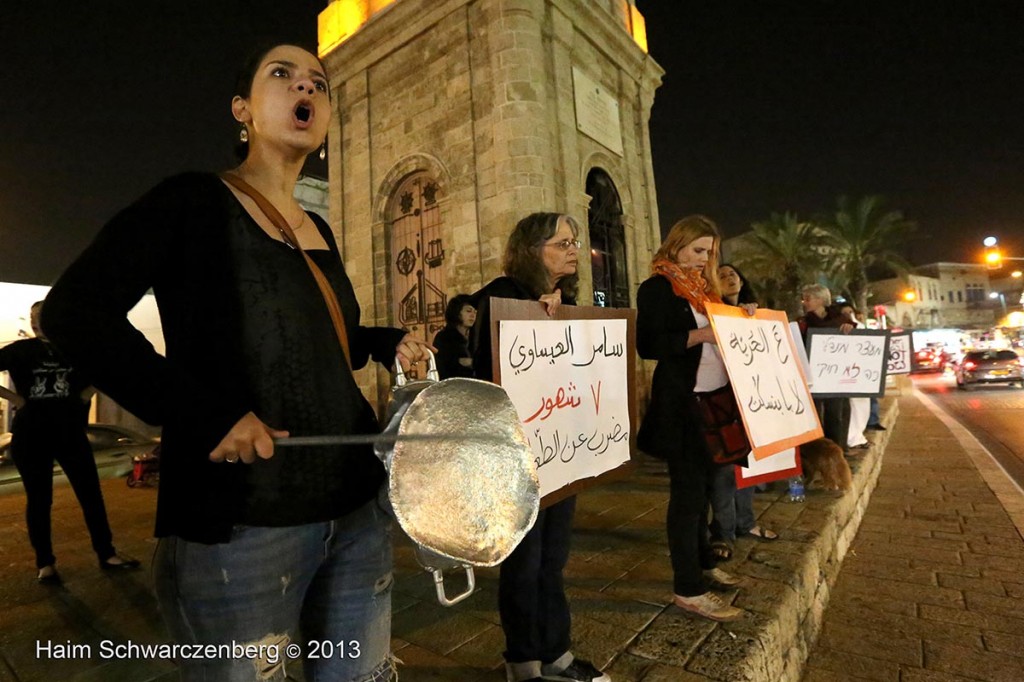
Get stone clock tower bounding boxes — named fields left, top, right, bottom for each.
left=316, top=0, right=663, bottom=405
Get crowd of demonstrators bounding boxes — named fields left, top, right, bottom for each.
left=707, top=265, right=778, bottom=563
left=432, top=294, right=476, bottom=379
left=42, top=42, right=433, bottom=682
left=797, top=284, right=857, bottom=453
left=635, top=216, right=749, bottom=622
left=0, top=302, right=140, bottom=584
left=471, top=213, right=609, bottom=682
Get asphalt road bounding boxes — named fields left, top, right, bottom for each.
left=913, top=371, right=1024, bottom=492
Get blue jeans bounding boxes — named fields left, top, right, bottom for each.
left=708, top=464, right=755, bottom=542
left=867, top=397, right=881, bottom=426
left=154, top=494, right=394, bottom=682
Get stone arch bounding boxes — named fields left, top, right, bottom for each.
left=373, top=153, right=452, bottom=225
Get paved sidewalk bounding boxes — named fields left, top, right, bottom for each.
left=804, top=392, right=1024, bottom=682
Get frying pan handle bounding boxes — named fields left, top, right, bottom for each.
left=432, top=566, right=476, bottom=607
left=395, top=349, right=440, bottom=387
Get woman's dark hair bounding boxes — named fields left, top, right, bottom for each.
left=718, top=263, right=758, bottom=305
left=503, top=212, right=580, bottom=300
left=233, top=41, right=327, bottom=161
left=444, top=294, right=475, bottom=327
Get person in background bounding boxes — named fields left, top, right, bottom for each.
left=798, top=285, right=856, bottom=452
left=433, top=294, right=476, bottom=379
left=707, top=265, right=778, bottom=562
left=840, top=304, right=872, bottom=452
left=471, top=212, right=609, bottom=682
left=636, top=216, right=748, bottom=623
left=42, top=42, right=432, bottom=681
left=0, top=302, right=139, bottom=584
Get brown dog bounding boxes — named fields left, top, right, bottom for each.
left=799, top=438, right=852, bottom=492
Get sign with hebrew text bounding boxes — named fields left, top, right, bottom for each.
left=492, top=299, right=636, bottom=506
left=806, top=328, right=890, bottom=397
left=706, top=304, right=822, bottom=461
left=886, top=332, right=913, bottom=375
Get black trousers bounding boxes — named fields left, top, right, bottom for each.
left=498, top=495, right=576, bottom=664
left=666, top=441, right=715, bottom=596
left=11, top=431, right=116, bottom=568
left=814, top=397, right=851, bottom=449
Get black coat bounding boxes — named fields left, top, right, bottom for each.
left=635, top=275, right=709, bottom=460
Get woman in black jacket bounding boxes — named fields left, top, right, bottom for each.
left=636, top=215, right=748, bottom=622
left=41, top=43, right=432, bottom=682
left=432, top=294, right=476, bottom=379
left=471, top=212, right=609, bottom=682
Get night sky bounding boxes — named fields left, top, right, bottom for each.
left=2, top=2, right=1022, bottom=285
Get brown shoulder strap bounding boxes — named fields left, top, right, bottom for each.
left=220, top=172, right=352, bottom=369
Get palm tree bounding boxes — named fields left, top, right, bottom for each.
left=821, top=196, right=915, bottom=313
left=732, top=212, right=826, bottom=315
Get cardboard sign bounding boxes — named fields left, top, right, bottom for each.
left=887, top=332, right=914, bottom=375
left=491, top=299, right=637, bottom=506
left=736, top=447, right=801, bottom=489
left=806, top=328, right=890, bottom=397
left=706, top=303, right=823, bottom=461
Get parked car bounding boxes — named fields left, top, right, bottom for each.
left=955, top=349, right=1024, bottom=390
left=0, top=424, right=159, bottom=479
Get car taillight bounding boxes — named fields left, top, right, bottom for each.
left=963, top=361, right=977, bottom=370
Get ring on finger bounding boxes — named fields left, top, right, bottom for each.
left=226, top=456, right=239, bottom=464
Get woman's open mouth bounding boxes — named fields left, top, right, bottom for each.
left=293, top=100, right=314, bottom=128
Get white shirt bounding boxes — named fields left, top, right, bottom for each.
left=692, top=310, right=729, bottom=392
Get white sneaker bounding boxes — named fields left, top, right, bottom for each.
left=674, top=591, right=745, bottom=621
left=704, top=567, right=745, bottom=590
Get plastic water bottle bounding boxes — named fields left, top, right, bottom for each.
left=788, top=476, right=806, bottom=503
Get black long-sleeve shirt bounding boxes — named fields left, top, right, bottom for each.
left=43, top=173, right=405, bottom=543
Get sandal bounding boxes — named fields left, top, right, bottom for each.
left=710, top=540, right=733, bottom=560
left=744, top=526, right=778, bottom=541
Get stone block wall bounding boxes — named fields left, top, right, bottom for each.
left=320, top=0, right=664, bottom=409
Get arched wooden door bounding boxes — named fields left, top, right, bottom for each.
left=388, top=172, right=447, bottom=363
left=586, top=169, right=629, bottom=308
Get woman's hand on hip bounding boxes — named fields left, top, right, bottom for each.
left=396, top=334, right=437, bottom=372
left=539, top=289, right=562, bottom=316
left=209, top=412, right=289, bottom=464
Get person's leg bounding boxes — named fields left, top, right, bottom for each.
left=734, top=484, right=757, bottom=536
left=708, top=463, right=738, bottom=542
left=867, top=396, right=881, bottom=427
left=11, top=437, right=57, bottom=569
left=499, top=506, right=546, bottom=680
left=535, top=496, right=576, bottom=667
left=54, top=433, right=116, bottom=561
left=666, top=447, right=709, bottom=596
left=153, top=524, right=322, bottom=682
left=299, top=495, right=396, bottom=682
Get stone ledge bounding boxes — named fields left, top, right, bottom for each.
left=601, top=397, right=899, bottom=682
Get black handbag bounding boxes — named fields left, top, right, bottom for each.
left=694, top=383, right=751, bottom=465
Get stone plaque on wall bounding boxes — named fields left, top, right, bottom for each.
left=572, top=66, right=624, bottom=156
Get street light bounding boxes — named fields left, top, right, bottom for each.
left=989, top=291, right=1007, bottom=317
left=902, top=290, right=917, bottom=302
left=1012, top=270, right=1023, bottom=278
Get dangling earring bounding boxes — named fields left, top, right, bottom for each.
left=319, top=142, right=326, bottom=161
left=239, top=125, right=249, bottom=143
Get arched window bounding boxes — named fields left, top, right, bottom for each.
left=586, top=169, right=628, bottom=307
left=388, top=172, right=446, bottom=349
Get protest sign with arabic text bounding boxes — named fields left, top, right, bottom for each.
left=707, top=303, right=822, bottom=461
left=492, top=299, right=636, bottom=506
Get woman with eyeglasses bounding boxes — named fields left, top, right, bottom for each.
left=471, top=213, right=609, bottom=682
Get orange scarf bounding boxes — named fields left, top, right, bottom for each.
left=651, top=257, right=722, bottom=316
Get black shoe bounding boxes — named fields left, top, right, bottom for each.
left=866, top=424, right=886, bottom=431
left=99, top=556, right=141, bottom=571
left=541, top=659, right=611, bottom=682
